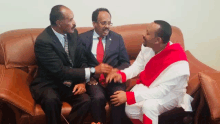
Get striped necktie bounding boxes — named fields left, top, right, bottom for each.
left=64, top=35, right=73, bottom=66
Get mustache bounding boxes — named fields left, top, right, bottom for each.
left=72, top=24, right=76, bottom=29
left=103, top=28, right=109, bottom=31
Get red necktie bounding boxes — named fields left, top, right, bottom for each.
left=96, top=37, right=106, bottom=86
left=97, top=37, right=104, bottom=63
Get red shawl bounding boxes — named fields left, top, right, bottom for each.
left=136, top=42, right=188, bottom=87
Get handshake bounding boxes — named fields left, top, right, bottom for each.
left=88, top=63, right=123, bottom=86
left=63, top=63, right=124, bottom=95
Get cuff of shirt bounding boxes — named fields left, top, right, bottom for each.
left=126, top=91, right=136, bottom=105
left=85, top=68, right=90, bottom=83
left=117, top=70, right=126, bottom=83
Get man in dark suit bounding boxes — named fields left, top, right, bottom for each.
left=30, top=5, right=91, bottom=124
left=79, top=8, right=130, bottom=124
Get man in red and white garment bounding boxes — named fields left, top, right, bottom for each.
left=106, top=20, right=193, bottom=124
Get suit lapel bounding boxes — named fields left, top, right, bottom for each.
left=103, top=32, right=112, bottom=62
left=88, top=30, right=99, bottom=65
left=46, top=26, right=71, bottom=65
left=68, top=33, right=77, bottom=66
left=46, top=27, right=66, bottom=55
left=87, top=30, right=94, bottom=52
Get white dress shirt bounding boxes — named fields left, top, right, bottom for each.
left=91, top=30, right=106, bottom=58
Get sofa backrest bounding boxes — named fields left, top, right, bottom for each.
left=0, top=23, right=184, bottom=72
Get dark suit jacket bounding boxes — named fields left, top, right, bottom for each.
left=30, top=26, right=87, bottom=100
left=79, top=29, right=130, bottom=71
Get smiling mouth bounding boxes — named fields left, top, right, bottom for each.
left=103, top=29, right=109, bottom=33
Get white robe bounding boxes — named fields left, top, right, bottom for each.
left=122, top=42, right=193, bottom=124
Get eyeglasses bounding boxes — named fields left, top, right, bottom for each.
left=97, top=21, right=113, bottom=26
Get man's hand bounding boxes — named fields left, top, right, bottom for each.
left=104, top=68, right=119, bottom=78
left=106, top=72, right=122, bottom=83
left=110, top=68, right=119, bottom=73
left=95, top=63, right=113, bottom=74
left=72, top=83, right=86, bottom=95
left=110, top=91, right=127, bottom=106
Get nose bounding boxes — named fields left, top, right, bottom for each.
left=105, top=24, right=110, bottom=28
left=72, top=19, right=76, bottom=25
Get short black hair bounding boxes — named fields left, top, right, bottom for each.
left=154, top=20, right=172, bottom=44
left=50, top=5, right=65, bottom=26
left=92, top=8, right=111, bottom=22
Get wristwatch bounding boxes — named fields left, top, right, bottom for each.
left=90, top=67, right=95, bottom=76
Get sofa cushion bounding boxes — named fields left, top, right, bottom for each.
left=199, top=72, right=220, bottom=121
left=0, top=29, right=38, bottom=68
left=186, top=73, right=200, bottom=96
left=34, top=102, right=71, bottom=116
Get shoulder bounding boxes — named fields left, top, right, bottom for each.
left=108, top=31, right=124, bottom=42
left=109, top=30, right=122, bottom=38
left=79, top=29, right=93, bottom=38
left=35, top=26, right=52, bottom=44
left=108, top=31, right=124, bottom=44
left=78, top=30, right=93, bottom=45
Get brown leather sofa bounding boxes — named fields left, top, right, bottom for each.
left=197, top=71, right=220, bottom=124
left=0, top=23, right=217, bottom=124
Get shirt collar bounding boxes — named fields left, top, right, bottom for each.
left=51, top=27, right=67, bottom=38
left=93, top=30, right=106, bottom=40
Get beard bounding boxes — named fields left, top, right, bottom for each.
left=72, top=24, right=76, bottom=29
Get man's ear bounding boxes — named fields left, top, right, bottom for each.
left=155, top=37, right=162, bottom=44
left=56, top=20, right=61, bottom=27
left=92, top=21, right=96, bottom=27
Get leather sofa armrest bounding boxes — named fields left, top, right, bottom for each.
left=0, top=65, right=35, bottom=115
left=199, top=72, right=220, bottom=121
left=185, top=50, right=217, bottom=79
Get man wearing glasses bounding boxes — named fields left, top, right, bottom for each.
left=79, top=8, right=130, bottom=124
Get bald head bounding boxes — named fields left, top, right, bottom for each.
left=50, top=5, right=70, bottom=26
left=154, top=20, right=172, bottom=44
left=151, top=22, right=161, bottom=35
left=142, top=20, right=172, bottom=51
left=50, top=5, right=76, bottom=34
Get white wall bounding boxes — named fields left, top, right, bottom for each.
left=1, top=0, right=220, bottom=70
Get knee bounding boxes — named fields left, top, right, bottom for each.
left=41, top=96, right=61, bottom=107
left=142, top=101, right=160, bottom=116
left=81, top=93, right=91, bottom=104
left=92, top=94, right=106, bottom=104
left=125, top=105, right=137, bottom=119
left=111, top=102, right=125, bottom=110
left=125, top=105, right=132, bottom=118
left=108, top=83, right=126, bottom=96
